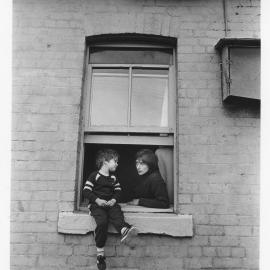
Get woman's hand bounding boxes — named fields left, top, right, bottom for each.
left=95, top=198, right=107, bottom=207
left=106, top=199, right=116, bottom=207
left=127, top=199, right=139, bottom=206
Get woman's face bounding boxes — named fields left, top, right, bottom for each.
left=136, top=159, right=149, bottom=175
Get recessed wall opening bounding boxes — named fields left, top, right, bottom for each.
left=77, top=34, right=177, bottom=212
left=81, top=143, right=174, bottom=207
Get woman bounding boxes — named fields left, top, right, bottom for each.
left=128, top=149, right=170, bottom=209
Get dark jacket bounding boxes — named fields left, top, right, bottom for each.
left=132, top=170, right=170, bottom=208
left=82, top=171, right=122, bottom=203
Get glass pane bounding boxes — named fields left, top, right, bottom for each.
left=90, top=68, right=129, bottom=126
left=89, top=47, right=172, bottom=65
left=230, top=48, right=260, bottom=99
left=131, top=69, right=169, bottom=127
left=132, top=67, right=168, bottom=76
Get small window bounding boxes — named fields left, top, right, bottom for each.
left=215, top=38, right=260, bottom=103
left=78, top=36, right=177, bottom=213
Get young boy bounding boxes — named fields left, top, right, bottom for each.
left=83, top=149, right=138, bottom=270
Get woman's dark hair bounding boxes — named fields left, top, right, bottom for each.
left=135, top=149, right=158, bottom=171
left=96, top=149, right=119, bottom=169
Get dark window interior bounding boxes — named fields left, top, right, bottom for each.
left=81, top=143, right=159, bottom=205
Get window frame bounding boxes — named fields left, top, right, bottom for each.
left=215, top=38, right=260, bottom=103
left=76, top=41, right=179, bottom=214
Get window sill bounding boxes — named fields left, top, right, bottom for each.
left=58, top=211, right=193, bottom=237
left=119, top=204, right=174, bottom=213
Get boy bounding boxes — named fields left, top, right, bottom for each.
left=83, top=149, right=138, bottom=270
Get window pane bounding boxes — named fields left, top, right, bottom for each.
left=90, top=68, right=129, bottom=126
left=89, top=47, right=172, bottom=65
left=131, top=69, right=169, bottom=127
left=230, top=48, right=260, bottom=100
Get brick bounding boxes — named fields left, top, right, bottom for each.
left=42, top=244, right=58, bottom=255
left=232, top=247, right=245, bottom=257
left=11, top=244, right=30, bottom=255
left=66, top=256, right=89, bottom=266
left=194, top=214, right=210, bottom=225
left=73, top=245, right=89, bottom=255
left=59, top=191, right=75, bottom=201
left=184, top=257, right=212, bottom=269
left=202, top=247, right=216, bottom=257
left=196, top=225, right=225, bottom=236
left=210, top=215, right=239, bottom=226
left=31, top=191, right=58, bottom=201
left=11, top=233, right=37, bottom=244
left=11, top=191, right=32, bottom=200
left=216, top=247, right=231, bottom=257
left=210, top=236, right=240, bottom=247
left=11, top=221, right=56, bottom=233
left=10, top=255, right=37, bottom=266
left=28, top=244, right=44, bottom=255
left=43, top=201, right=59, bottom=211
left=242, top=257, right=259, bottom=268
left=11, top=212, right=46, bottom=222
left=188, top=246, right=202, bottom=257
left=38, top=256, right=67, bottom=266
left=178, top=194, right=192, bottom=203
left=37, top=233, right=65, bottom=244
left=213, top=258, right=243, bottom=268
left=224, top=226, right=253, bottom=236
left=58, top=245, right=73, bottom=255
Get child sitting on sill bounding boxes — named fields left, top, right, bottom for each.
left=83, top=149, right=138, bottom=270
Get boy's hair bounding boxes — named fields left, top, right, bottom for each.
left=135, top=149, right=158, bottom=171
left=96, top=149, right=119, bottom=169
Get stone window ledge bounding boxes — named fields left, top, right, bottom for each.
left=58, top=212, right=193, bottom=237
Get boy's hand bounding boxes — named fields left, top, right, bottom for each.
left=95, top=198, right=107, bottom=207
left=106, top=199, right=116, bottom=207
left=127, top=199, right=139, bottom=206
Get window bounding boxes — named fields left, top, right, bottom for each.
left=77, top=35, right=177, bottom=213
left=215, top=38, right=260, bottom=103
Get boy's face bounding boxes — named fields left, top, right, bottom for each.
left=136, top=159, right=149, bottom=175
left=105, top=158, right=118, bottom=172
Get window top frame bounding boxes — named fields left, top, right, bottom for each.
left=89, top=42, right=174, bottom=49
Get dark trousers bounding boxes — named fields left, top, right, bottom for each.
left=90, top=203, right=130, bottom=248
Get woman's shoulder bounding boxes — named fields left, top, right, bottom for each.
left=147, top=170, right=164, bottom=182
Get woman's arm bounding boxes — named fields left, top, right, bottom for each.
left=138, top=177, right=170, bottom=208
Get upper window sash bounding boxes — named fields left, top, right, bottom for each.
left=84, top=64, right=175, bottom=133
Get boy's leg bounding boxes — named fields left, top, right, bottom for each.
left=90, top=204, right=109, bottom=248
left=108, top=204, right=129, bottom=233
left=108, top=204, right=138, bottom=247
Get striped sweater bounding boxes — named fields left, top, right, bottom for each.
left=83, top=171, right=122, bottom=203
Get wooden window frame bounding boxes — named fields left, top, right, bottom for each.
left=76, top=41, right=179, bottom=213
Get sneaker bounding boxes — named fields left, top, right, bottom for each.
left=97, top=255, right=106, bottom=270
left=120, top=226, right=138, bottom=245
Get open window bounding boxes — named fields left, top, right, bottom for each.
left=77, top=35, right=177, bottom=213
left=215, top=38, right=260, bottom=104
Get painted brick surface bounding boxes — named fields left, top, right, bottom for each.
left=12, top=0, right=260, bottom=269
